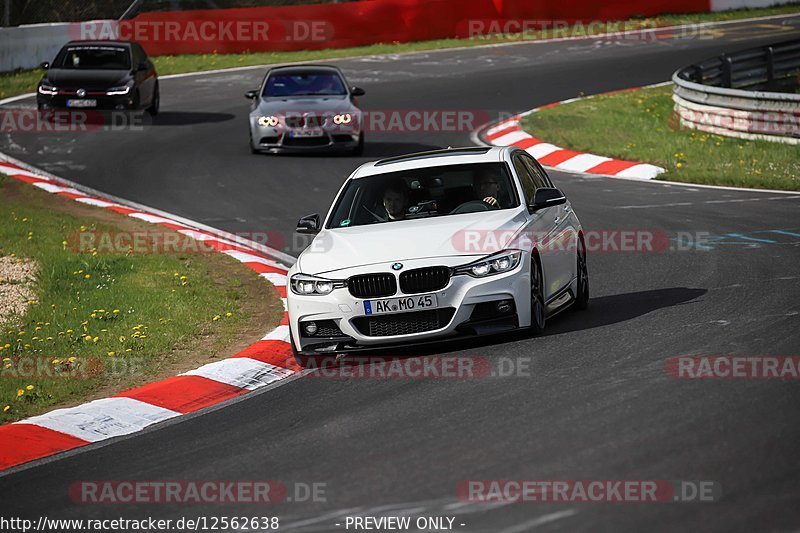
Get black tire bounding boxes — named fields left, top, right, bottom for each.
left=146, top=84, right=159, bottom=116
left=351, top=132, right=365, bottom=156
left=289, top=330, right=337, bottom=369
left=530, top=253, right=546, bottom=333
left=575, top=235, right=589, bottom=311
left=249, top=130, right=260, bottom=154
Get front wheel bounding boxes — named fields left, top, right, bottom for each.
left=146, top=84, right=159, bottom=116
left=574, top=236, right=589, bottom=311
left=530, top=253, right=546, bottom=333
left=351, top=132, right=364, bottom=156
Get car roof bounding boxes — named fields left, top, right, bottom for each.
left=268, top=65, right=342, bottom=75
left=352, top=146, right=510, bottom=178
left=64, top=40, right=133, bottom=48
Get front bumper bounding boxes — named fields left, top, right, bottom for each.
left=37, top=93, right=139, bottom=111
left=287, top=257, right=532, bottom=354
left=249, top=118, right=361, bottom=152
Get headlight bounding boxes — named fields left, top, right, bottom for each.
left=38, top=83, right=57, bottom=95
left=106, top=85, right=131, bottom=96
left=258, top=115, right=279, bottom=127
left=290, top=274, right=345, bottom=296
left=333, top=113, right=352, bottom=125
left=453, top=250, right=522, bottom=278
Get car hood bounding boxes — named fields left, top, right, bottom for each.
left=298, top=209, right=529, bottom=276
left=44, top=69, right=131, bottom=90
left=257, top=96, right=355, bottom=115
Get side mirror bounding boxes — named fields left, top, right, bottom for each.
left=39, top=62, right=50, bottom=70
left=137, top=62, right=149, bottom=72
left=296, top=213, right=321, bottom=234
left=350, top=87, right=365, bottom=97
left=529, top=188, right=566, bottom=212
left=244, top=90, right=259, bottom=100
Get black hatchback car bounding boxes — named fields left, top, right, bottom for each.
left=37, top=41, right=159, bottom=115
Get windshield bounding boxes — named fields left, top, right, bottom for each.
left=264, top=72, right=347, bottom=97
left=326, top=163, right=519, bottom=229
left=54, top=46, right=131, bottom=70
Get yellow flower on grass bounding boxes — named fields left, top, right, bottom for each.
left=25, top=385, right=33, bottom=391
left=676, top=163, right=683, bottom=169
left=16, top=389, right=24, bottom=397
left=113, top=309, right=120, bottom=314
left=92, top=337, right=99, bottom=343
left=85, top=274, right=91, bottom=279
left=52, top=359, right=60, bottom=364
left=107, top=351, right=115, bottom=357
left=3, top=405, right=9, bottom=413
left=226, top=312, right=232, bottom=317
left=212, top=315, right=221, bottom=321
left=68, top=356, right=76, bottom=363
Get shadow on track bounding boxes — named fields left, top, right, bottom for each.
left=325, top=287, right=707, bottom=363
left=148, top=111, right=236, bottom=126
left=540, top=287, right=708, bottom=336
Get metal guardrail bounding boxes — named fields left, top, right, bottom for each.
left=672, top=39, right=800, bottom=144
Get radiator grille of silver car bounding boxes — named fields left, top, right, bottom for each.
left=348, top=274, right=397, bottom=298
left=352, top=308, right=456, bottom=337
left=399, top=266, right=451, bottom=294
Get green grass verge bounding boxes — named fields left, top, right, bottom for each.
left=521, top=84, right=800, bottom=190
left=1, top=4, right=799, bottom=99
left=0, top=175, right=282, bottom=422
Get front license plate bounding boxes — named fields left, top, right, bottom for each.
left=364, top=294, right=438, bottom=315
left=66, top=99, right=97, bottom=108
left=288, top=129, right=324, bottom=138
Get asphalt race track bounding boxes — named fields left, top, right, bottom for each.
left=2, top=15, right=800, bottom=532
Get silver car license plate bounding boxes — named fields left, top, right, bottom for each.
left=364, top=294, right=438, bottom=316
left=66, top=99, right=97, bottom=108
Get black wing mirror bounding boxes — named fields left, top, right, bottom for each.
left=296, top=213, right=321, bottom=234
left=39, top=61, right=50, bottom=70
left=244, top=90, right=259, bottom=99
left=350, top=87, right=366, bottom=97
left=137, top=62, right=149, bottom=72
left=529, top=188, right=566, bottom=212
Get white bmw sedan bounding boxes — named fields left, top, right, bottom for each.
left=287, top=146, right=588, bottom=360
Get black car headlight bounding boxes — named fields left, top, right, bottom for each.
left=290, top=274, right=345, bottom=296
left=38, top=82, right=57, bottom=95
left=453, top=250, right=523, bottom=278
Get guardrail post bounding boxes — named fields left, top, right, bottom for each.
left=721, top=55, right=733, bottom=88
left=765, top=46, right=775, bottom=91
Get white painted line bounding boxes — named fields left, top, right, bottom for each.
left=74, top=197, right=121, bottom=208
left=261, top=272, right=288, bottom=287
left=182, top=358, right=294, bottom=390
left=556, top=153, right=612, bottom=173
left=490, top=130, right=531, bottom=146
left=525, top=143, right=562, bottom=159
left=18, top=398, right=181, bottom=443
left=263, top=325, right=291, bottom=343
left=129, top=213, right=190, bottom=227
left=223, top=249, right=288, bottom=270
left=615, top=163, right=665, bottom=180
left=31, top=182, right=87, bottom=195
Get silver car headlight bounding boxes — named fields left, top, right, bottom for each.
left=258, top=115, right=280, bottom=127
left=333, top=113, right=352, bottom=125
left=290, top=274, right=346, bottom=296
left=453, top=250, right=522, bottom=278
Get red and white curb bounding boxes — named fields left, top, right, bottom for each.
left=0, top=159, right=299, bottom=471
left=480, top=90, right=666, bottom=180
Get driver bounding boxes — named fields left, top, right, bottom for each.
left=473, top=168, right=503, bottom=208
left=382, top=179, right=409, bottom=221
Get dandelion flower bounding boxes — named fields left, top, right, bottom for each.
left=25, top=385, right=33, bottom=391
left=16, top=389, right=24, bottom=397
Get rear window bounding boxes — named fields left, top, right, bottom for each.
left=54, top=46, right=131, bottom=70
